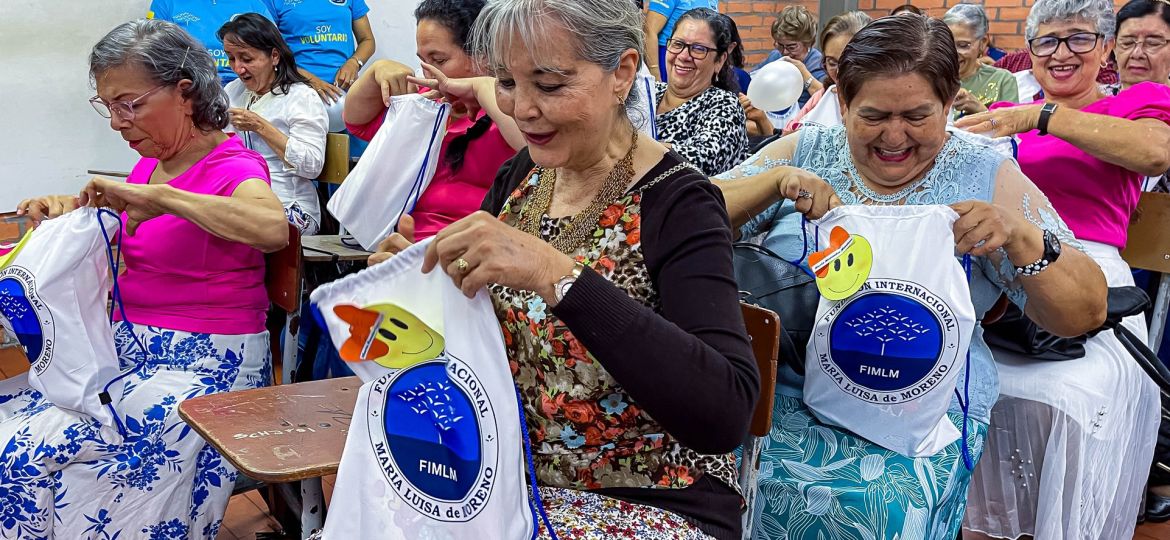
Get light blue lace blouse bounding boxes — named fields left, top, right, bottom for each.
left=718, top=124, right=1080, bottom=422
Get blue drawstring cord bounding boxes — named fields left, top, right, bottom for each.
left=953, top=253, right=975, bottom=471
left=96, top=209, right=150, bottom=439
left=393, top=103, right=448, bottom=233
left=515, top=385, right=558, bottom=540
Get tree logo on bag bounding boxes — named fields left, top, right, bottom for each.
left=0, top=266, right=54, bottom=374
left=359, top=305, right=498, bottom=523
left=811, top=278, right=962, bottom=404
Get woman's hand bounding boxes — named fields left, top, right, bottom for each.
left=407, top=62, right=488, bottom=117
left=777, top=168, right=842, bottom=219
left=228, top=108, right=271, bottom=133
left=950, top=199, right=1040, bottom=258
left=79, top=177, right=172, bottom=235
left=306, top=72, right=344, bottom=104
left=369, top=60, right=416, bottom=107
left=16, top=194, right=80, bottom=224
left=368, top=214, right=416, bottom=266
left=953, top=104, right=1041, bottom=138
left=334, top=59, right=361, bottom=90
left=738, top=93, right=768, bottom=124
left=953, top=89, right=988, bottom=116
left=421, top=212, right=576, bottom=301
left=781, top=56, right=813, bottom=80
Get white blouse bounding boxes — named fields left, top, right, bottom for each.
left=225, top=80, right=328, bottom=226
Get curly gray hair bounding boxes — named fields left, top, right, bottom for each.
left=89, top=19, right=229, bottom=131
left=1025, top=0, right=1117, bottom=40
left=943, top=3, right=990, bottom=40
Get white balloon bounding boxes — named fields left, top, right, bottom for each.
left=747, top=60, right=805, bottom=112
left=325, top=93, right=347, bottom=133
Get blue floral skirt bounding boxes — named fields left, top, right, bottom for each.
left=750, top=394, right=987, bottom=540
left=0, top=322, right=270, bottom=540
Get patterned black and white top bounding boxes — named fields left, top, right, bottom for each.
left=654, top=82, right=748, bottom=176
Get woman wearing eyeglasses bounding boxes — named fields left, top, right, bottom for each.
left=5, top=20, right=287, bottom=539
left=655, top=7, right=748, bottom=176
left=943, top=4, right=1019, bottom=117
left=955, top=0, right=1170, bottom=538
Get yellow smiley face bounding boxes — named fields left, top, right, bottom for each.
left=809, top=226, right=873, bottom=301
left=333, top=303, right=445, bottom=369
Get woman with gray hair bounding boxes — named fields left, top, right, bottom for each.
left=362, top=0, right=824, bottom=536
left=4, top=18, right=287, bottom=539
left=943, top=3, right=1019, bottom=116
left=956, top=0, right=1170, bottom=538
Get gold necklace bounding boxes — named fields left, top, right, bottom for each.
left=516, top=131, right=638, bottom=254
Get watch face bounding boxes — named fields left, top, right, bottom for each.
left=1046, top=230, right=1061, bottom=255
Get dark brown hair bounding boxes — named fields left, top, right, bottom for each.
left=837, top=13, right=959, bottom=106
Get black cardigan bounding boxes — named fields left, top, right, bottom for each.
left=481, top=149, right=758, bottom=540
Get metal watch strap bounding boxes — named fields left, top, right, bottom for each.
left=553, top=263, right=585, bottom=304
left=1037, top=102, right=1059, bottom=136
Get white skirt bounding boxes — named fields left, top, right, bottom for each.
left=963, top=241, right=1161, bottom=539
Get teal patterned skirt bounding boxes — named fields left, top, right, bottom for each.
left=750, top=394, right=987, bottom=540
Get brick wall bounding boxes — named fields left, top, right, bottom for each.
left=724, top=0, right=1129, bottom=67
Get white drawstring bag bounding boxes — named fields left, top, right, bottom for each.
left=0, top=207, right=124, bottom=431
left=802, top=205, right=976, bottom=458
left=328, top=94, right=451, bottom=250
left=310, top=238, right=535, bottom=539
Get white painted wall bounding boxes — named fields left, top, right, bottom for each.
left=0, top=0, right=421, bottom=210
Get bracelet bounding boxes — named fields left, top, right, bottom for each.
left=348, top=57, right=364, bottom=68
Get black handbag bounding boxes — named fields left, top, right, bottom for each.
left=982, top=286, right=1152, bottom=360
left=733, top=242, right=818, bottom=375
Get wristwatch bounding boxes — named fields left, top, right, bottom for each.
left=1037, top=102, right=1059, bottom=136
left=1015, top=229, right=1062, bottom=276
left=349, top=57, right=365, bottom=68
left=803, top=76, right=815, bottom=92
left=552, top=263, right=585, bottom=304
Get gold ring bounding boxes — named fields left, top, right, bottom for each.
left=456, top=258, right=469, bottom=273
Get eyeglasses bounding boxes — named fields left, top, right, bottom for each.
left=666, top=38, right=720, bottom=60
left=89, top=85, right=168, bottom=120
left=954, top=40, right=979, bottom=52
left=1027, top=32, right=1102, bottom=57
left=775, top=41, right=804, bottom=54
left=1117, top=36, right=1169, bottom=54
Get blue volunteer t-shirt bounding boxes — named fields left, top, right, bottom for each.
left=267, top=0, right=370, bottom=83
left=148, top=0, right=274, bottom=85
left=649, top=0, right=719, bottom=46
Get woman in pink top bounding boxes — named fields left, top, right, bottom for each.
left=956, top=1, right=1170, bottom=538
left=342, top=0, right=523, bottom=244
left=8, top=20, right=287, bottom=539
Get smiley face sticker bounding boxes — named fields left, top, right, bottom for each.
left=333, top=303, right=446, bottom=369
left=808, top=226, right=873, bottom=301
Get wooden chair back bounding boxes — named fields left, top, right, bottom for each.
left=741, top=302, right=780, bottom=437
left=1122, top=191, right=1170, bottom=273
left=317, top=133, right=351, bottom=185
left=266, top=223, right=302, bottom=314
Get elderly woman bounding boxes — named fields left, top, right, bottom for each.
left=756, top=6, right=826, bottom=108
left=656, top=7, right=749, bottom=176
left=343, top=0, right=523, bottom=242
left=943, top=4, right=1019, bottom=117
left=220, top=13, right=328, bottom=236
left=267, top=0, right=375, bottom=103
left=782, top=11, right=872, bottom=132
left=147, top=0, right=274, bottom=84
left=713, top=14, right=1107, bottom=539
left=370, top=0, right=762, bottom=537
left=644, top=0, right=719, bottom=81
left=954, top=0, right=1170, bottom=537
left=2, top=19, right=287, bottom=538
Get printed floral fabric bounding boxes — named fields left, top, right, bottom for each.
left=0, top=322, right=270, bottom=540
left=536, top=486, right=712, bottom=539
left=489, top=169, right=738, bottom=495
left=749, top=394, right=987, bottom=540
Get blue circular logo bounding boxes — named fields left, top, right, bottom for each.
left=384, top=361, right=482, bottom=502
left=828, top=292, right=943, bottom=392
left=0, top=274, right=46, bottom=365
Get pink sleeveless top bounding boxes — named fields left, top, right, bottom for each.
left=116, top=136, right=271, bottom=335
